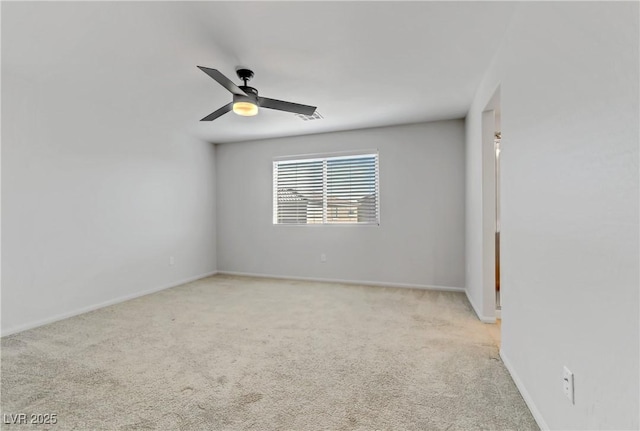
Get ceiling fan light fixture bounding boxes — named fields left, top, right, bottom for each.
left=233, top=101, right=258, bottom=116
left=197, top=66, right=316, bottom=122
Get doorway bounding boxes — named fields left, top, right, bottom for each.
left=481, top=86, right=501, bottom=336
left=495, top=131, right=501, bottom=319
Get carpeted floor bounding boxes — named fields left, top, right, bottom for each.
left=1, top=275, right=538, bottom=430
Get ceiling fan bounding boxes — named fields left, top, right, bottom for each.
left=197, top=66, right=317, bottom=121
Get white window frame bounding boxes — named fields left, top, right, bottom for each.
left=273, top=150, right=380, bottom=226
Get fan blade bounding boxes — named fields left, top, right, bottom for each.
left=201, top=103, right=232, bottom=121
left=258, top=97, right=316, bottom=116
left=197, top=66, right=247, bottom=96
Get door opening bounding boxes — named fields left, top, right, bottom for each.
left=495, top=131, right=501, bottom=318
left=481, top=86, right=501, bottom=326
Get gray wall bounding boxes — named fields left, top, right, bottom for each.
left=466, top=2, right=638, bottom=429
left=216, top=121, right=465, bottom=289
left=1, top=5, right=218, bottom=335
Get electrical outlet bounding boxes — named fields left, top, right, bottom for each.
left=169, top=256, right=175, bottom=266
left=563, top=366, right=574, bottom=404
left=320, top=253, right=327, bottom=263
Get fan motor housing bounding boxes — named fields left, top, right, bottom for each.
left=235, top=86, right=259, bottom=104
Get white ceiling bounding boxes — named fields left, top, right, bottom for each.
left=2, top=2, right=516, bottom=144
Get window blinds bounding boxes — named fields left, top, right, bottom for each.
left=273, top=153, right=379, bottom=225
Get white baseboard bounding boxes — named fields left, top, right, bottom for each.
left=216, top=270, right=464, bottom=293
left=500, top=349, right=549, bottom=430
left=1, top=270, right=218, bottom=337
left=465, top=289, right=496, bottom=323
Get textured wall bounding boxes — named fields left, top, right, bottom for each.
left=1, top=4, right=218, bottom=335
left=216, top=121, right=466, bottom=289
left=466, top=2, right=639, bottom=429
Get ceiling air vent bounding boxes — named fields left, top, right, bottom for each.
left=295, top=111, right=323, bottom=121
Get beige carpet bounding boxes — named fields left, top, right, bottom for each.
left=1, top=275, right=538, bottom=430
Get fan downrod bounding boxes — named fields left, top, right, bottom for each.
left=236, top=68, right=254, bottom=86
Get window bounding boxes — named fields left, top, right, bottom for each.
left=273, top=152, right=379, bottom=225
